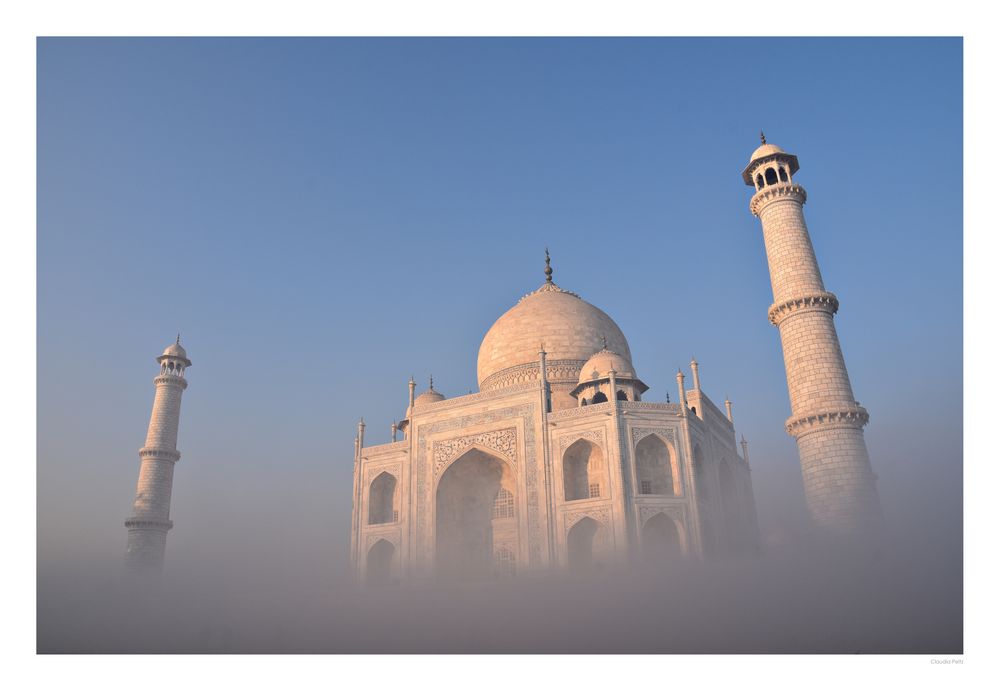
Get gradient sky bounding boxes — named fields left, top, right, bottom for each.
left=37, top=38, right=962, bottom=582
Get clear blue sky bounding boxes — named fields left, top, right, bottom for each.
left=37, top=38, right=962, bottom=580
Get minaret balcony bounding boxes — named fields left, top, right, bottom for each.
left=153, top=373, right=189, bottom=388
left=785, top=404, right=870, bottom=437
left=767, top=291, right=840, bottom=326
left=138, top=447, right=181, bottom=462
left=749, top=182, right=807, bottom=216
left=124, top=517, right=174, bottom=531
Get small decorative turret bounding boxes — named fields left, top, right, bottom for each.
left=742, top=133, right=800, bottom=194
left=690, top=357, right=701, bottom=391
left=571, top=345, right=647, bottom=405
left=676, top=369, right=688, bottom=418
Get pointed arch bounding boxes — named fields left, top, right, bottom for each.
left=366, top=539, right=394, bottom=586
left=435, top=447, right=518, bottom=581
left=634, top=433, right=679, bottom=496
left=563, top=438, right=605, bottom=501
left=641, top=512, right=682, bottom=562
left=433, top=439, right=518, bottom=484
left=566, top=516, right=609, bottom=570
left=368, top=471, right=398, bottom=525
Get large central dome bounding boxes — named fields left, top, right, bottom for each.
left=477, top=279, right=632, bottom=392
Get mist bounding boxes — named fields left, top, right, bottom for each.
left=37, top=480, right=961, bottom=654
left=35, top=37, right=963, bottom=655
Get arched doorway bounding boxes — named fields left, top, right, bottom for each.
left=635, top=434, right=675, bottom=496
left=368, top=472, right=397, bottom=525
left=642, top=513, right=681, bottom=562
left=435, top=448, right=517, bottom=581
left=563, top=438, right=604, bottom=501
left=566, top=516, right=608, bottom=570
left=366, top=539, right=394, bottom=586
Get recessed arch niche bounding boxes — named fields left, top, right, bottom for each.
left=435, top=447, right=518, bottom=581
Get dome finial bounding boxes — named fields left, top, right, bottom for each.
left=429, top=374, right=434, bottom=390
left=760, top=130, right=766, bottom=145
left=544, top=247, right=553, bottom=284
left=176, top=333, right=181, bottom=346
left=601, top=334, right=607, bottom=350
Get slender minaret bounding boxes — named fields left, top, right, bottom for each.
left=125, top=336, right=192, bottom=571
left=743, top=134, right=880, bottom=535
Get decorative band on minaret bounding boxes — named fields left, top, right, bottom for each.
left=743, top=136, right=881, bottom=534
left=125, top=336, right=191, bottom=570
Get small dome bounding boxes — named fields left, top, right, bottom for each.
left=162, top=342, right=187, bottom=359
left=748, top=142, right=786, bottom=162
left=414, top=388, right=446, bottom=406
left=578, top=348, right=636, bottom=385
left=741, top=139, right=799, bottom=186
left=157, top=337, right=191, bottom=365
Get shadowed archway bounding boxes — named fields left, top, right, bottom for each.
left=435, top=447, right=517, bottom=581
left=366, top=539, right=394, bottom=586
left=635, top=434, right=676, bottom=496
left=563, top=438, right=604, bottom=501
left=642, top=513, right=681, bottom=562
left=566, top=516, right=609, bottom=570
left=368, top=472, right=397, bottom=525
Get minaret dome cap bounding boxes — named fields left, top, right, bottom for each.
left=749, top=142, right=786, bottom=161
left=742, top=139, right=800, bottom=185
left=157, top=339, right=191, bottom=366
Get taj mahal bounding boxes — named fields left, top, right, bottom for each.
left=349, top=254, right=758, bottom=584
left=124, top=136, right=884, bottom=582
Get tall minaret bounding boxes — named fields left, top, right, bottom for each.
left=125, top=336, right=192, bottom=571
left=743, top=134, right=880, bottom=535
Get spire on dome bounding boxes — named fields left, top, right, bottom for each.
left=760, top=130, right=766, bottom=144
left=414, top=375, right=446, bottom=405
left=521, top=247, right=578, bottom=300
left=158, top=334, right=190, bottom=365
